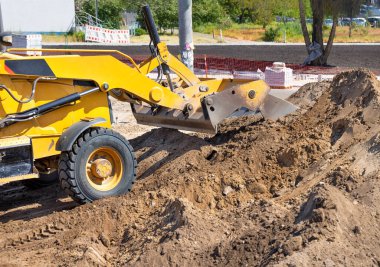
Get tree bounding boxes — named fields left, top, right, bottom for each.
left=274, top=0, right=299, bottom=24
left=341, top=0, right=362, bottom=37
left=299, top=0, right=362, bottom=66
left=82, top=0, right=124, bottom=29
left=192, top=0, right=227, bottom=27
left=155, top=0, right=178, bottom=33
left=75, top=0, right=86, bottom=11
left=218, top=0, right=242, bottom=22
left=218, top=0, right=259, bottom=24
left=253, top=0, right=277, bottom=28
left=121, top=0, right=178, bottom=32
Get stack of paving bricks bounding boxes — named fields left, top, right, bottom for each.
left=264, top=62, right=294, bottom=89
left=11, top=34, right=42, bottom=56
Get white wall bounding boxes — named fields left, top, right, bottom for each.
left=0, top=0, right=75, bottom=33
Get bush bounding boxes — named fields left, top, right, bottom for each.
left=263, top=22, right=304, bottom=42
left=73, top=31, right=85, bottom=42
left=193, top=0, right=227, bottom=27
left=135, top=28, right=147, bottom=36
left=219, top=17, right=233, bottom=29
left=263, top=27, right=279, bottom=41
left=322, top=25, right=330, bottom=31
left=278, top=22, right=303, bottom=37
left=194, top=23, right=216, bottom=34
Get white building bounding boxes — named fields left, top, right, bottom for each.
left=0, top=0, right=75, bottom=33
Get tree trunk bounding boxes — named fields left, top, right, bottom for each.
left=349, top=8, right=353, bottom=38
left=298, top=0, right=311, bottom=52
left=349, top=23, right=352, bottom=38
left=248, top=9, right=254, bottom=23
left=322, top=16, right=338, bottom=65
left=239, top=8, right=245, bottom=23
left=311, top=0, right=324, bottom=65
left=311, top=0, right=324, bottom=46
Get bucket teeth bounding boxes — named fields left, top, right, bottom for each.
left=132, top=80, right=269, bottom=133
left=132, top=104, right=217, bottom=133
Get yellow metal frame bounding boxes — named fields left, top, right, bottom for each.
left=0, top=75, right=111, bottom=160
left=0, top=173, right=39, bottom=184
left=8, top=48, right=142, bottom=72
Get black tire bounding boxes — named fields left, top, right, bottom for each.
left=58, top=127, right=137, bottom=204
left=22, top=171, right=59, bottom=189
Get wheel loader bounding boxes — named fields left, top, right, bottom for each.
left=0, top=6, right=296, bottom=204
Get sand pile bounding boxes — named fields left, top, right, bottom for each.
left=1, top=69, right=380, bottom=266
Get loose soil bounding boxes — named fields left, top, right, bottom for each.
left=1, top=69, right=380, bottom=266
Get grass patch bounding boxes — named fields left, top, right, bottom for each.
left=194, top=23, right=220, bottom=34
left=214, top=22, right=380, bottom=43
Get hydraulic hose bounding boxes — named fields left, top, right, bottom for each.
left=0, top=87, right=100, bottom=128
left=0, top=77, right=56, bottom=104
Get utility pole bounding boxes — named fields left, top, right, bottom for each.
left=95, top=0, right=99, bottom=26
left=179, top=0, right=194, bottom=71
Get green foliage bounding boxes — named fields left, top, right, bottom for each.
left=121, top=0, right=178, bottom=32
left=219, top=17, right=233, bottom=29
left=273, top=0, right=302, bottom=24
left=193, top=23, right=217, bottom=34
left=193, top=0, right=227, bottom=27
left=134, top=28, right=147, bottom=36
left=322, top=24, right=330, bottom=31
left=73, top=31, right=85, bottom=42
left=155, top=0, right=177, bottom=31
left=216, top=0, right=305, bottom=26
left=217, top=0, right=241, bottom=21
left=262, top=21, right=305, bottom=42
left=82, top=0, right=124, bottom=29
left=122, top=0, right=227, bottom=32
left=263, top=27, right=280, bottom=41
left=278, top=22, right=303, bottom=37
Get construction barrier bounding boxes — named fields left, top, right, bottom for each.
left=85, top=25, right=130, bottom=44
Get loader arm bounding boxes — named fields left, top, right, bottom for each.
left=0, top=5, right=296, bottom=134
left=0, top=53, right=271, bottom=133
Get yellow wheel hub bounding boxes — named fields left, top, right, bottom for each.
left=91, top=159, right=113, bottom=179
left=86, top=147, right=123, bottom=192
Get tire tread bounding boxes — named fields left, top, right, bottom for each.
left=58, top=127, right=137, bottom=204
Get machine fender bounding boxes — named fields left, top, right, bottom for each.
left=56, top=118, right=106, bottom=151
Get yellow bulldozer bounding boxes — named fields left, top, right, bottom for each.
left=0, top=6, right=296, bottom=204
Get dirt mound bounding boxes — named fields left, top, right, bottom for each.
left=288, top=81, right=330, bottom=111
left=1, top=69, right=380, bottom=266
